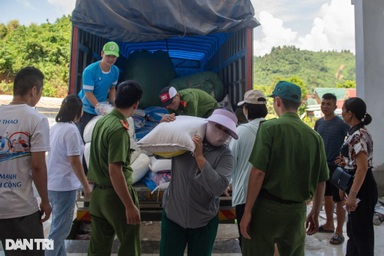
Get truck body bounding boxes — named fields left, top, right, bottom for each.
left=68, top=0, right=259, bottom=222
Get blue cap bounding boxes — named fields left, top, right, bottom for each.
left=269, top=81, right=302, bottom=103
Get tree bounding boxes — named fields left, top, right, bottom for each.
left=336, top=80, right=356, bottom=88
left=6, top=20, right=20, bottom=31
left=0, top=16, right=71, bottom=97
left=0, top=24, right=7, bottom=39
left=253, top=76, right=308, bottom=119
left=284, top=76, right=307, bottom=116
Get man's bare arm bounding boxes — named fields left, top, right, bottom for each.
left=240, top=167, right=265, bottom=239
left=31, top=151, right=51, bottom=222
left=85, top=91, right=99, bottom=107
left=306, top=181, right=325, bottom=235
left=108, top=86, right=116, bottom=104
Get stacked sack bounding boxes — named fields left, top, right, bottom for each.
left=83, top=103, right=150, bottom=184
left=142, top=156, right=172, bottom=193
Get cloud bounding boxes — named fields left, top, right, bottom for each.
left=16, top=0, right=37, bottom=10
left=253, top=11, right=297, bottom=56
left=252, top=0, right=355, bottom=56
left=297, top=0, right=355, bottom=52
left=48, top=0, right=76, bottom=15
left=251, top=0, right=324, bottom=33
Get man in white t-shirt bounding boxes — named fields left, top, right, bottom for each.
left=0, top=66, right=51, bottom=256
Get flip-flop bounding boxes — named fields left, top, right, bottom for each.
left=329, top=233, right=345, bottom=245
left=318, top=225, right=334, bottom=233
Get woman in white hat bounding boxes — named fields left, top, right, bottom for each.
left=160, top=108, right=238, bottom=256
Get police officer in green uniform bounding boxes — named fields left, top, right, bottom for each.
left=87, top=80, right=143, bottom=256
left=240, top=81, right=329, bottom=256
left=159, top=86, right=220, bottom=122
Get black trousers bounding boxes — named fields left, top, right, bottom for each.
left=0, top=211, right=44, bottom=256
left=235, top=203, right=245, bottom=248
left=346, top=169, right=378, bottom=256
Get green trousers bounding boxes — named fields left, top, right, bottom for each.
left=242, top=198, right=307, bottom=256
left=87, top=185, right=141, bottom=256
left=160, top=210, right=219, bottom=256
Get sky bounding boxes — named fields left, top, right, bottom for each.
left=1, top=0, right=355, bottom=57
left=250, top=0, right=355, bottom=56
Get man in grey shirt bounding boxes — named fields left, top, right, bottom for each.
left=160, top=109, right=238, bottom=256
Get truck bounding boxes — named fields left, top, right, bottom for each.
left=68, top=0, right=259, bottom=224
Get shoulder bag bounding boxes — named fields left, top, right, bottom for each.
left=331, top=167, right=354, bottom=193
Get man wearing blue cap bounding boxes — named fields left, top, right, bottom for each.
left=240, top=81, right=329, bottom=255
left=77, top=41, right=120, bottom=141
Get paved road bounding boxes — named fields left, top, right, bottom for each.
left=0, top=95, right=63, bottom=109
left=0, top=95, right=62, bottom=126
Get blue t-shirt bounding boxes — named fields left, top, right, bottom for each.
left=78, top=61, right=119, bottom=114
left=314, top=116, right=349, bottom=166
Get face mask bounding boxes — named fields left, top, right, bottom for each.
left=205, top=122, right=230, bottom=146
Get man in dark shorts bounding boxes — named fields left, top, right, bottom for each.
left=315, top=93, right=349, bottom=245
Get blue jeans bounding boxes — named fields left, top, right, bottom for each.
left=46, top=190, right=77, bottom=256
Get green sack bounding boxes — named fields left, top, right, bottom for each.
left=124, top=50, right=177, bottom=108
left=169, top=71, right=224, bottom=101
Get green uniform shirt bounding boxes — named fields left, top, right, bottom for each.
left=87, top=109, right=133, bottom=186
left=169, top=88, right=219, bottom=118
left=249, top=112, right=329, bottom=202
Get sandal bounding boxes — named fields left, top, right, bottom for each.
left=318, top=225, right=334, bottom=233
left=373, top=212, right=384, bottom=225
left=329, top=233, right=344, bottom=245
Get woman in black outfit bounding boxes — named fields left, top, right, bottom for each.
left=336, top=97, right=378, bottom=256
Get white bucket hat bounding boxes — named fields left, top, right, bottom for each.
left=207, top=109, right=238, bottom=139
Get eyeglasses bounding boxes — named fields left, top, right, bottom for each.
left=215, top=123, right=231, bottom=135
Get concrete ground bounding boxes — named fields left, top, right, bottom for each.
left=1, top=210, right=384, bottom=255
left=57, top=202, right=384, bottom=255
left=1, top=196, right=383, bottom=255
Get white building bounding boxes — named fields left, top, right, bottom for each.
left=353, top=0, right=384, bottom=194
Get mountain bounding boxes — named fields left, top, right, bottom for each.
left=253, top=46, right=355, bottom=91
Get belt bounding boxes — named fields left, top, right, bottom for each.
left=94, top=183, right=114, bottom=189
left=259, top=189, right=301, bottom=205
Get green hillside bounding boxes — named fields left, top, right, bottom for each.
left=253, top=46, right=356, bottom=91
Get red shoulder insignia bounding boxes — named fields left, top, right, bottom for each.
left=120, top=120, right=129, bottom=130
left=180, top=100, right=188, bottom=108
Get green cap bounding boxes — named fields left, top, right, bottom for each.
left=269, top=81, right=302, bottom=103
left=102, top=42, right=119, bottom=57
